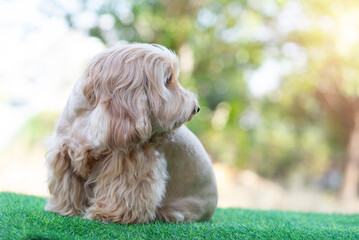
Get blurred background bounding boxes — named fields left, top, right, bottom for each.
left=1, top=0, right=359, bottom=213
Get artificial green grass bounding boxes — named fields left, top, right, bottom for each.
left=1, top=192, right=359, bottom=240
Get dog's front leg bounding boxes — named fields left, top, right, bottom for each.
left=45, top=141, right=89, bottom=216
left=84, top=148, right=167, bottom=224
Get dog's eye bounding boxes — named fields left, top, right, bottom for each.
left=165, top=74, right=172, bottom=87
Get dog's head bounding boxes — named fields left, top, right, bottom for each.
left=80, top=43, right=199, bottom=149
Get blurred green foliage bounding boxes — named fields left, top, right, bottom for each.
left=16, top=111, right=59, bottom=147
left=42, top=0, right=359, bottom=185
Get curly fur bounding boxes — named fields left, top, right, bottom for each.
left=45, top=43, right=217, bottom=223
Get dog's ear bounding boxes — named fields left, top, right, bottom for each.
left=82, top=49, right=152, bottom=149
left=105, top=83, right=152, bottom=149
left=81, top=50, right=109, bottom=108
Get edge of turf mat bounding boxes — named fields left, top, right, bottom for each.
left=1, top=192, right=359, bottom=239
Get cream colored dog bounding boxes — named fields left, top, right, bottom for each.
left=45, top=43, right=217, bottom=223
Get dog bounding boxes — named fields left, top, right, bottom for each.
left=45, top=43, right=217, bottom=223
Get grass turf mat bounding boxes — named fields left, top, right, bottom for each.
left=1, top=192, right=359, bottom=239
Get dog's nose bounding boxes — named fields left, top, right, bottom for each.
left=193, top=106, right=200, bottom=115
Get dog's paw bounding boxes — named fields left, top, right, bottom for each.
left=83, top=210, right=110, bottom=223
left=83, top=204, right=104, bottom=222
left=45, top=199, right=83, bottom=216
left=84, top=202, right=155, bottom=224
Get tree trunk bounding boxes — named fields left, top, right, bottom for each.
left=340, top=112, right=359, bottom=201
